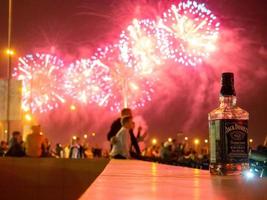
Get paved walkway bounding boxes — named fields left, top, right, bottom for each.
left=80, top=160, right=267, bottom=200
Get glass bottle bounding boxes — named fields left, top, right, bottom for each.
left=208, top=72, right=249, bottom=175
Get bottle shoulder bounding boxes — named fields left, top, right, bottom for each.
left=209, top=105, right=249, bottom=120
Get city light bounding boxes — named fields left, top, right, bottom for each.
left=204, top=139, right=208, bottom=144
left=244, top=170, right=255, bottom=179
left=84, top=134, right=88, bottom=139
left=72, top=136, right=77, bottom=140
left=24, top=113, right=33, bottom=122
left=70, top=105, right=76, bottom=111
left=184, top=137, right=188, bottom=141
left=92, top=132, right=96, bottom=137
left=152, top=138, right=157, bottom=145
left=249, top=139, right=253, bottom=143
left=40, top=132, right=43, bottom=135
left=194, top=139, right=200, bottom=145
left=5, top=48, right=15, bottom=55
left=168, top=137, right=172, bottom=143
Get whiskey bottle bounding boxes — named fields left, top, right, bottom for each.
left=208, top=72, right=249, bottom=175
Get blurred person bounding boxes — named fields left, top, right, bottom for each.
left=183, top=142, right=190, bottom=154
left=107, top=108, right=132, bottom=141
left=110, top=116, right=134, bottom=159
left=69, top=137, right=83, bottom=159
left=9, top=131, right=18, bottom=148
left=25, top=125, right=45, bottom=157
left=184, top=148, right=196, bottom=160
left=141, top=147, right=148, bottom=157
left=130, top=122, right=147, bottom=158
left=55, top=143, right=64, bottom=158
left=77, top=137, right=86, bottom=158
left=0, top=141, right=8, bottom=156
left=198, top=148, right=208, bottom=160
left=101, top=149, right=110, bottom=158
left=92, top=147, right=102, bottom=158
left=82, top=141, right=89, bottom=158
left=160, top=142, right=172, bottom=160
left=175, top=142, right=186, bottom=160
left=144, top=146, right=153, bottom=157
left=183, top=148, right=197, bottom=167
left=6, top=131, right=25, bottom=157
left=85, top=147, right=94, bottom=159
left=151, top=145, right=160, bottom=158
left=107, top=108, right=143, bottom=157
left=195, top=148, right=209, bottom=168
left=41, top=138, right=52, bottom=157
left=63, top=144, right=70, bottom=158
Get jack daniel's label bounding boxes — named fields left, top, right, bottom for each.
left=209, top=119, right=248, bottom=163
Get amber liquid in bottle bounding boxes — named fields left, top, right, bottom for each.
left=209, top=73, right=249, bottom=175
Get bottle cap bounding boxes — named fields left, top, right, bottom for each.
left=220, top=72, right=236, bottom=96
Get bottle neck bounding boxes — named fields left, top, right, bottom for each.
left=219, top=96, right=237, bottom=107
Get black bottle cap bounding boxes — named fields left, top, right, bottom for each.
left=220, top=72, right=236, bottom=96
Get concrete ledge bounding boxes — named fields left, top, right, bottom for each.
left=0, top=158, right=109, bottom=200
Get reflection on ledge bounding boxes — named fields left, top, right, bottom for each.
left=81, top=159, right=267, bottom=200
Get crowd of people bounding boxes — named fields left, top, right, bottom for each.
left=1, top=107, right=266, bottom=175
left=140, top=140, right=209, bottom=169
left=0, top=125, right=101, bottom=159
left=0, top=107, right=209, bottom=170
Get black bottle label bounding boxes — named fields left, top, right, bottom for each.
left=209, top=119, right=248, bottom=163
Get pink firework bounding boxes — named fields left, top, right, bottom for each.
left=13, top=53, right=66, bottom=113
left=158, top=0, right=220, bottom=66
left=119, top=18, right=163, bottom=74
left=92, top=44, right=155, bottom=111
left=63, top=58, right=112, bottom=106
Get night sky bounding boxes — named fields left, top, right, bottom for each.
left=0, top=0, right=267, bottom=148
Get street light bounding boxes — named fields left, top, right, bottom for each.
left=24, top=113, right=32, bottom=122
left=5, top=48, right=15, bottom=55
left=168, top=137, right=172, bottom=143
left=204, top=139, right=208, bottom=144
left=249, top=139, right=253, bottom=143
left=84, top=134, right=88, bottom=139
left=152, top=138, right=157, bottom=145
left=92, top=132, right=96, bottom=137
left=194, top=139, right=200, bottom=145
left=6, top=0, right=13, bottom=142
left=70, top=105, right=76, bottom=111
left=184, top=137, right=188, bottom=141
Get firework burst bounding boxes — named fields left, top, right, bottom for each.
left=119, top=18, right=163, bottom=74
left=13, top=53, right=66, bottom=113
left=14, top=1, right=220, bottom=113
left=92, top=44, right=155, bottom=111
left=158, top=0, right=220, bottom=66
left=63, top=58, right=112, bottom=105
